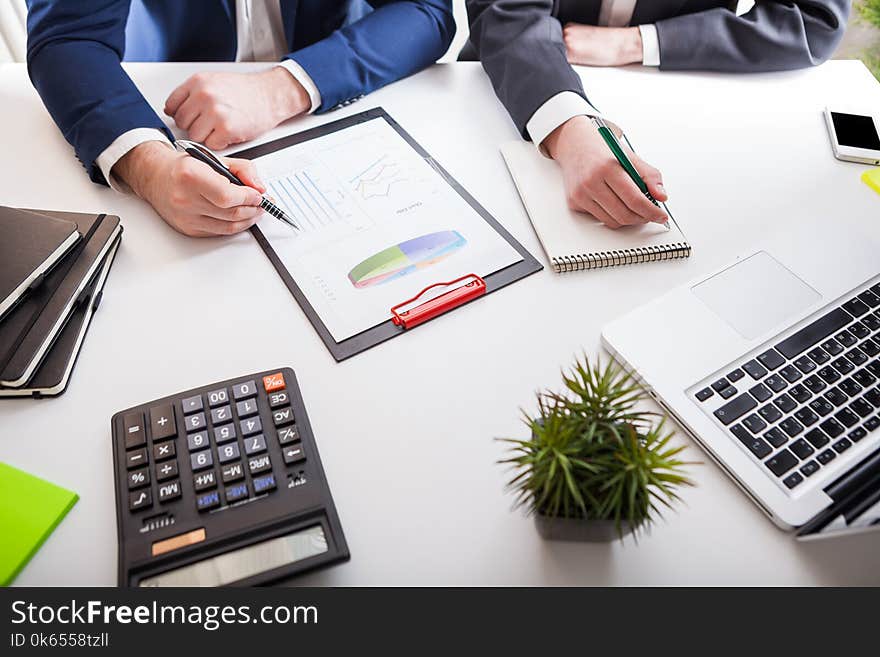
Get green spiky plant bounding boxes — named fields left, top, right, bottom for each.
left=499, top=356, right=695, bottom=537
left=857, top=0, right=880, bottom=79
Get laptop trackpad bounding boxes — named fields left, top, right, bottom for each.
left=692, top=251, right=821, bottom=340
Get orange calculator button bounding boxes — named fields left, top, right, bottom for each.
left=263, top=373, right=286, bottom=392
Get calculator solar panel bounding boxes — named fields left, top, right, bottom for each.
left=111, top=368, right=349, bottom=586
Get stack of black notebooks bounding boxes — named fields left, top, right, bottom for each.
left=0, top=206, right=122, bottom=398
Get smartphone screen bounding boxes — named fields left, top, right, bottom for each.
left=831, top=112, right=880, bottom=150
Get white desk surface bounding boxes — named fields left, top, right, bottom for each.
left=2, top=60, right=879, bottom=586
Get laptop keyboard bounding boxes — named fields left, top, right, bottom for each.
left=693, top=281, right=880, bottom=491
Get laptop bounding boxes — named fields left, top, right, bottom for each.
left=602, top=223, right=880, bottom=539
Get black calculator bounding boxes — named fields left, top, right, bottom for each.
left=110, top=368, right=349, bottom=586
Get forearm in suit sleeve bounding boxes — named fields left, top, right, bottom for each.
left=466, top=0, right=595, bottom=138
left=26, top=0, right=173, bottom=185
left=656, top=0, right=850, bottom=72
left=290, top=1, right=456, bottom=113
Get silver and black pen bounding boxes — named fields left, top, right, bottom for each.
left=173, top=139, right=300, bottom=231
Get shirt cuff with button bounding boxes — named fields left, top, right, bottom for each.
left=278, top=59, right=322, bottom=114
left=95, top=128, right=174, bottom=193
left=526, top=91, right=603, bottom=157
left=639, top=24, right=661, bottom=67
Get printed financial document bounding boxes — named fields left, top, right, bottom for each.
left=253, top=117, right=522, bottom=341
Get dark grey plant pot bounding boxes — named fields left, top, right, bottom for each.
left=533, top=514, right=635, bottom=542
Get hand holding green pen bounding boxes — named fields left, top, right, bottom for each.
left=592, top=117, right=670, bottom=230
left=543, top=114, right=668, bottom=229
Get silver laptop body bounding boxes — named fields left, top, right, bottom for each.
left=602, top=223, right=880, bottom=539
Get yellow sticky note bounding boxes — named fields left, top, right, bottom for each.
left=862, top=168, right=880, bottom=196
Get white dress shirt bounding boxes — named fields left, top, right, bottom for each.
left=97, top=0, right=320, bottom=191
left=526, top=0, right=660, bottom=153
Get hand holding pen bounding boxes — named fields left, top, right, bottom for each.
left=111, top=140, right=296, bottom=238
left=591, top=118, right=670, bottom=231
left=542, top=115, right=668, bottom=230
left=174, top=140, right=299, bottom=231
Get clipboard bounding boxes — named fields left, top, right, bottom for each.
left=234, top=107, right=542, bottom=361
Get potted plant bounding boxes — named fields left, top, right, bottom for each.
left=499, top=356, right=695, bottom=542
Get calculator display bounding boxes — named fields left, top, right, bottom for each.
left=138, top=525, right=328, bottom=587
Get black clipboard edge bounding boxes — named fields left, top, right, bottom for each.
left=235, top=108, right=542, bottom=361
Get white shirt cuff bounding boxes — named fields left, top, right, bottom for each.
left=639, top=24, right=660, bottom=67
left=526, top=91, right=602, bottom=157
left=278, top=59, right=321, bottom=114
left=95, top=128, right=173, bottom=193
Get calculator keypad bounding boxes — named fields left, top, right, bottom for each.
left=128, top=468, right=150, bottom=489
left=248, top=454, right=272, bottom=475
left=153, top=442, right=175, bottom=460
left=244, top=434, right=267, bottom=455
left=268, top=391, right=289, bottom=408
left=221, top=462, right=245, bottom=483
left=113, top=368, right=347, bottom=586
left=196, top=490, right=221, bottom=511
left=273, top=407, right=294, bottom=426
left=253, top=474, right=276, bottom=493
left=187, top=431, right=209, bottom=451
left=191, top=450, right=213, bottom=471
left=125, top=448, right=148, bottom=469
left=129, top=489, right=151, bottom=511
left=117, top=370, right=306, bottom=517
left=194, top=471, right=217, bottom=491
left=181, top=395, right=203, bottom=414
left=282, top=443, right=305, bottom=465
left=225, top=483, right=249, bottom=503
left=149, top=404, right=177, bottom=441
left=184, top=413, right=206, bottom=432
left=158, top=481, right=181, bottom=503
left=211, top=405, right=233, bottom=424
left=123, top=412, right=146, bottom=448
left=207, top=389, right=229, bottom=407
left=277, top=425, right=299, bottom=444
left=214, top=424, right=236, bottom=444
left=262, top=373, right=285, bottom=392
left=233, top=380, right=257, bottom=400
left=240, top=417, right=262, bottom=436
left=156, top=460, right=178, bottom=481
left=218, top=442, right=240, bottom=463
left=236, top=398, right=259, bottom=417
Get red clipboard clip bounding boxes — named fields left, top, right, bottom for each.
left=390, top=274, right=487, bottom=330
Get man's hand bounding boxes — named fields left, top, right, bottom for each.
left=113, top=141, right=267, bottom=237
left=543, top=116, right=668, bottom=229
left=563, top=24, right=643, bottom=67
left=164, top=68, right=310, bottom=150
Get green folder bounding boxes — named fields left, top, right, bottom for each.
left=0, top=462, right=78, bottom=586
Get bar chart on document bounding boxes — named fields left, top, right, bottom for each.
left=265, top=164, right=361, bottom=233
left=264, top=158, right=370, bottom=236
left=252, top=118, right=522, bottom=342
left=261, top=124, right=437, bottom=239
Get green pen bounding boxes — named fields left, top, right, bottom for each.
left=592, top=117, right=669, bottom=230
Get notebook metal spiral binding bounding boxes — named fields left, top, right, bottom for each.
left=551, top=243, right=692, bottom=273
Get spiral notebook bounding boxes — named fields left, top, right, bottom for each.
left=500, top=141, right=691, bottom=273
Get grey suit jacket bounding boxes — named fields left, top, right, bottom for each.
left=466, top=0, right=850, bottom=138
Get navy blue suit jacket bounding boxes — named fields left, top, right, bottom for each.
left=26, top=0, right=455, bottom=184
